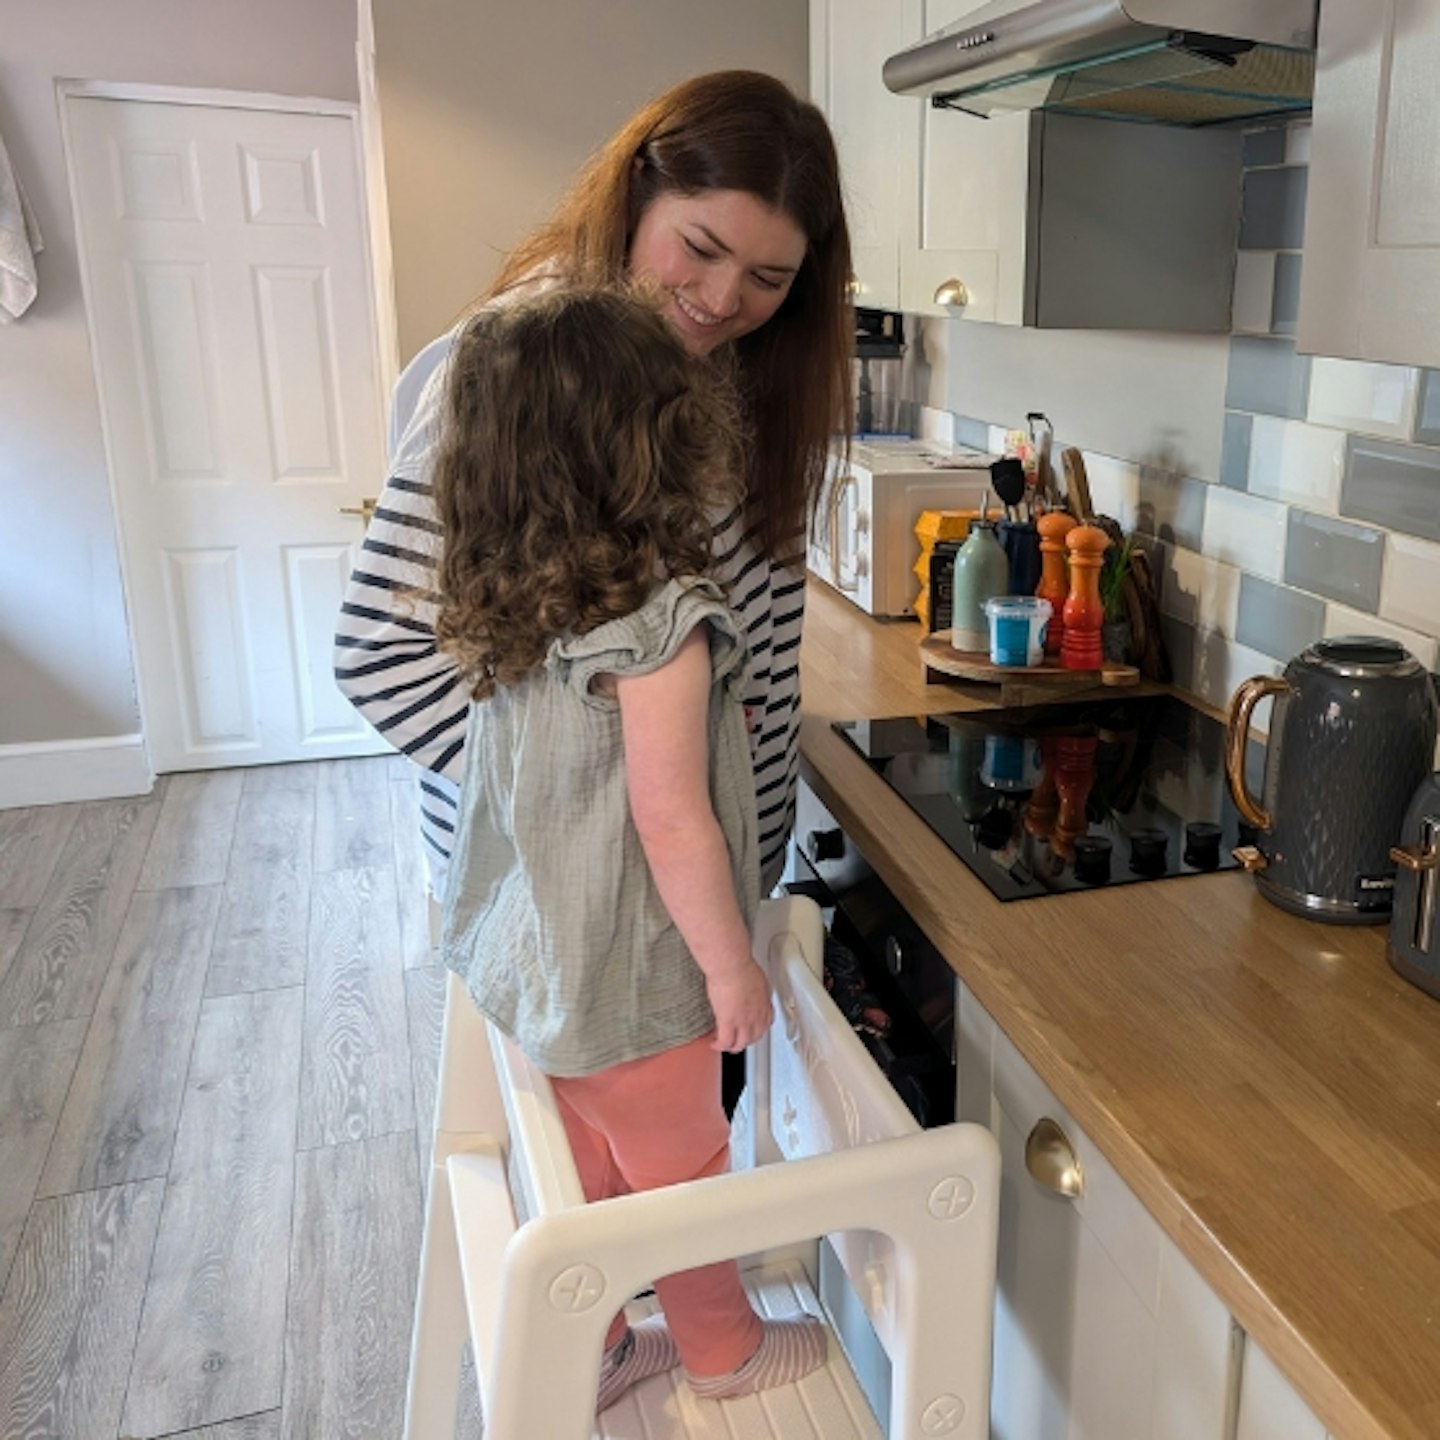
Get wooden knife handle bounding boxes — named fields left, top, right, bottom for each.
left=1061, top=447, right=1093, bottom=521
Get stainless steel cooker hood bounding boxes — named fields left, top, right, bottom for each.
left=883, top=0, right=1317, bottom=126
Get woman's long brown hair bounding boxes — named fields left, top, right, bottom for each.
left=433, top=285, right=746, bottom=699
left=488, top=71, right=853, bottom=561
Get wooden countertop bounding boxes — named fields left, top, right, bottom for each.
left=798, top=579, right=1440, bottom=1440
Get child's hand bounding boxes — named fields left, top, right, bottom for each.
left=705, top=960, right=773, bottom=1052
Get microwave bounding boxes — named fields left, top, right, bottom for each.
left=808, top=439, right=992, bottom=617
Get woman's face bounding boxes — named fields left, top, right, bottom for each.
left=627, top=189, right=808, bottom=355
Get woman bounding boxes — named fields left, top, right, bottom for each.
left=333, top=69, right=852, bottom=906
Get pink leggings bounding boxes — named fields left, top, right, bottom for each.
left=549, top=1032, right=764, bottom=1377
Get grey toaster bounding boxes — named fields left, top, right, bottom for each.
left=1389, top=773, right=1440, bottom=999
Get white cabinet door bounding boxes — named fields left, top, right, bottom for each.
left=1236, top=1336, right=1331, bottom=1440
left=1297, top=0, right=1440, bottom=367
left=957, top=981, right=1234, bottom=1440
left=811, top=0, right=913, bottom=310
left=898, top=0, right=1029, bottom=323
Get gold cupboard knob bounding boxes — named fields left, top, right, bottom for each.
left=1025, top=1117, right=1083, bottom=1198
left=933, top=278, right=970, bottom=307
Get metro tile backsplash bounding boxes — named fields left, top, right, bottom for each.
left=930, top=119, right=1440, bottom=689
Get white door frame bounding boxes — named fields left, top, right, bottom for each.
left=56, top=77, right=399, bottom=781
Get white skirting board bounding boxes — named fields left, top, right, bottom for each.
left=0, top=734, right=154, bottom=809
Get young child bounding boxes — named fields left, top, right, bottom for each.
left=433, top=284, right=827, bottom=1413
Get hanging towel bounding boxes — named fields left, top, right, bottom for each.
left=0, top=126, right=44, bottom=323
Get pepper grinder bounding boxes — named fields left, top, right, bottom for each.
left=1060, top=524, right=1110, bottom=670
left=1035, top=511, right=1077, bottom=655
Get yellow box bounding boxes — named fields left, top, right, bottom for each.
left=914, top=509, right=980, bottom=624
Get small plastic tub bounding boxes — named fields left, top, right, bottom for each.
left=983, top=595, right=1052, bottom=667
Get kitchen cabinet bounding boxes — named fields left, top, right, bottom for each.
left=812, top=0, right=1243, bottom=330
left=1236, top=1336, right=1331, bottom=1440
left=1297, top=0, right=1440, bottom=369
left=956, top=979, right=1235, bottom=1439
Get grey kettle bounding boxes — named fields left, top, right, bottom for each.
left=1225, top=637, right=1439, bottom=924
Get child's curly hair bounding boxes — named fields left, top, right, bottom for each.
left=433, top=284, right=746, bottom=699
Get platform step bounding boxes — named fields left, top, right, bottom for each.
left=594, top=1258, right=883, bottom=1440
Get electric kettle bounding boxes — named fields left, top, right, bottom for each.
left=1225, top=637, right=1439, bottom=924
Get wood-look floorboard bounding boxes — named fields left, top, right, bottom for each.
left=170, top=1412, right=282, bottom=1440
left=38, top=886, right=221, bottom=1198
left=0, top=1019, right=89, bottom=1295
left=0, top=794, right=163, bottom=1028
left=0, top=804, right=79, bottom=909
left=389, top=775, right=434, bottom=968
left=299, top=866, right=414, bottom=1150
left=0, top=908, right=31, bottom=991
left=313, top=757, right=394, bottom=873
left=403, top=963, right=446, bottom=1182
left=137, top=771, right=244, bottom=891
left=282, top=1131, right=421, bottom=1440
left=206, top=786, right=314, bottom=997
left=122, top=987, right=304, bottom=1438
left=0, top=1180, right=164, bottom=1440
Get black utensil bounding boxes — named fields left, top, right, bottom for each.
left=990, top=457, right=1027, bottom=522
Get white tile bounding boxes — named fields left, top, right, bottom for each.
left=916, top=404, right=956, bottom=446
left=1082, top=450, right=1141, bottom=530
left=1324, top=602, right=1438, bottom=670
left=1159, top=544, right=1242, bottom=635
left=1246, top=416, right=1345, bottom=514
left=1306, top=357, right=1419, bottom=440
left=1192, top=633, right=1282, bottom=724
left=1378, top=533, right=1440, bottom=640
left=1231, top=251, right=1276, bottom=334
left=1200, top=486, right=1288, bottom=580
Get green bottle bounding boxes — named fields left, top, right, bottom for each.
left=950, top=518, right=1009, bottom=652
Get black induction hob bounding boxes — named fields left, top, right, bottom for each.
left=834, top=693, right=1263, bottom=902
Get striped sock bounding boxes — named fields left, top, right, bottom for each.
left=596, top=1315, right=680, bottom=1413
left=685, top=1316, right=828, bottom=1400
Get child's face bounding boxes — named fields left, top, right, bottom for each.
left=627, top=189, right=807, bottom=355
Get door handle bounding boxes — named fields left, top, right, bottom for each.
left=340, top=497, right=378, bottom=523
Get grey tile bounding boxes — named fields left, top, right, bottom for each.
left=1235, top=573, right=1325, bottom=661
left=1221, top=412, right=1253, bottom=490
left=1239, top=166, right=1309, bottom=250
left=1270, top=252, right=1302, bottom=336
left=1133, top=470, right=1207, bottom=551
left=952, top=413, right=992, bottom=452
left=1242, top=127, right=1288, bottom=168
left=1416, top=371, right=1440, bottom=446
left=1341, top=434, right=1440, bottom=542
left=1283, top=510, right=1384, bottom=612
left=1225, top=335, right=1312, bottom=419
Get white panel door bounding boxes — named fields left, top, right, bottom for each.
left=64, top=93, right=389, bottom=771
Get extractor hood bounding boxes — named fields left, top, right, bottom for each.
left=883, top=0, right=1317, bottom=126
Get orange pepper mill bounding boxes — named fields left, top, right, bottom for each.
left=1035, top=511, right=1077, bottom=656
left=1060, top=524, right=1111, bottom=670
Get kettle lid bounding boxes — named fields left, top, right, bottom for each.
left=1301, top=635, right=1421, bottom=677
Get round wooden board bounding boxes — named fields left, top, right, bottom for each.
left=920, top=630, right=1139, bottom=702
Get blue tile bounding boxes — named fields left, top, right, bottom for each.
left=1271, top=253, right=1302, bottom=336
left=1133, top=470, right=1207, bottom=551
left=1242, top=127, right=1288, bottom=168
left=1342, top=434, right=1440, bottom=542
left=1221, top=412, right=1253, bottom=490
left=1225, top=336, right=1312, bottom=419
left=952, top=413, right=992, bottom=451
left=1235, top=573, right=1325, bottom=661
left=1283, top=510, right=1384, bottom=612
left=1239, top=166, right=1309, bottom=250
left=1416, top=372, right=1440, bottom=446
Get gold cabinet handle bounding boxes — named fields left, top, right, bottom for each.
left=1025, top=1117, right=1083, bottom=1198
left=340, top=497, right=378, bottom=523
left=933, top=278, right=970, bottom=307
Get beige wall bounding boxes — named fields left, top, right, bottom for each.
left=0, top=0, right=359, bottom=751
left=373, top=0, right=810, bottom=362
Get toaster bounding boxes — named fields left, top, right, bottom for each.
left=1388, top=773, right=1440, bottom=999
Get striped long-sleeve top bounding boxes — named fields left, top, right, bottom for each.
left=332, top=330, right=806, bottom=900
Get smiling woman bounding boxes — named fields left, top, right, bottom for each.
left=333, top=70, right=853, bottom=909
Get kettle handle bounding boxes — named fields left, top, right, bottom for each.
left=1225, top=676, right=1289, bottom=829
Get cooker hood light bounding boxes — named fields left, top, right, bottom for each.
left=883, top=0, right=1317, bottom=126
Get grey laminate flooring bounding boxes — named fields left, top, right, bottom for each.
left=0, top=756, right=448, bottom=1440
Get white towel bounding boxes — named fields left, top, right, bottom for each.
left=0, top=126, right=43, bottom=323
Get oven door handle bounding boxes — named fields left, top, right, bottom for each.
left=828, top=470, right=859, bottom=593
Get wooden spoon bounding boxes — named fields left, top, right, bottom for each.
left=1061, top=447, right=1094, bottom=521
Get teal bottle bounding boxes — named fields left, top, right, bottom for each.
left=950, top=519, right=1010, bottom=652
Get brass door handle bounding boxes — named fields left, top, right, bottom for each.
left=1025, top=1117, right=1083, bottom=1198
left=340, top=497, right=378, bottom=523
